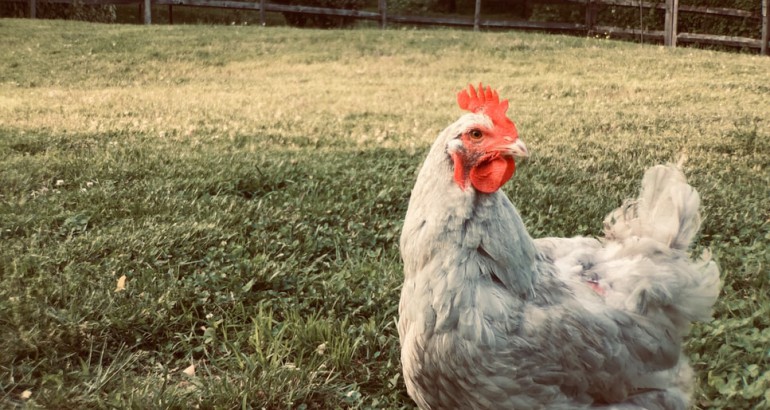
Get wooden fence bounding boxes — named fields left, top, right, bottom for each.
left=13, top=0, right=770, bottom=55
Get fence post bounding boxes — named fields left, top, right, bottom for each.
left=473, top=0, right=481, bottom=31
left=143, top=0, right=151, bottom=24
left=378, top=0, right=387, bottom=29
left=663, top=0, right=674, bottom=46
left=28, top=0, right=36, bottom=18
left=762, top=0, right=769, bottom=55
left=260, top=0, right=266, bottom=26
left=671, top=0, right=678, bottom=47
left=585, top=0, right=596, bottom=36
left=664, top=0, right=671, bottom=45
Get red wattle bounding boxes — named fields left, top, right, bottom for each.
left=451, top=152, right=468, bottom=190
left=470, top=156, right=516, bottom=193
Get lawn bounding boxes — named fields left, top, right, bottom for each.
left=0, top=18, right=768, bottom=408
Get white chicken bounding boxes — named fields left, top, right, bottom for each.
left=398, top=84, right=721, bottom=409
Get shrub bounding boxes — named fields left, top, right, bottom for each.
left=275, top=0, right=364, bottom=28
left=0, top=0, right=116, bottom=22
left=528, top=0, right=760, bottom=40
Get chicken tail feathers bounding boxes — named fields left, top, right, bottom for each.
left=680, top=249, right=721, bottom=322
left=603, top=165, right=701, bottom=251
left=600, top=164, right=721, bottom=325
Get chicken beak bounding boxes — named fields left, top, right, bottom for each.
left=506, top=138, right=529, bottom=159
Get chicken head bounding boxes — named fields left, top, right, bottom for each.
left=448, top=84, right=528, bottom=194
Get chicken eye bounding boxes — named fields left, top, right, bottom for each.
left=469, top=129, right=483, bottom=140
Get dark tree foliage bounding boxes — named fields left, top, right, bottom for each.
left=524, top=0, right=760, bottom=39
left=0, top=0, right=116, bottom=21
left=677, top=0, right=761, bottom=38
left=389, top=0, right=760, bottom=39
left=276, top=0, right=365, bottom=28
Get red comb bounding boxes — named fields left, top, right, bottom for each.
left=457, top=83, right=516, bottom=134
left=457, top=83, right=509, bottom=116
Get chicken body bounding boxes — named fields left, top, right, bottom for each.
left=398, top=86, right=720, bottom=409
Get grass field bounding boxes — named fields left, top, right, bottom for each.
left=1, top=18, right=769, bottom=409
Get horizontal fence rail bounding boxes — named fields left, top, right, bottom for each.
left=5, top=0, right=769, bottom=54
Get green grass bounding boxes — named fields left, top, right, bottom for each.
left=1, top=18, right=769, bottom=408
